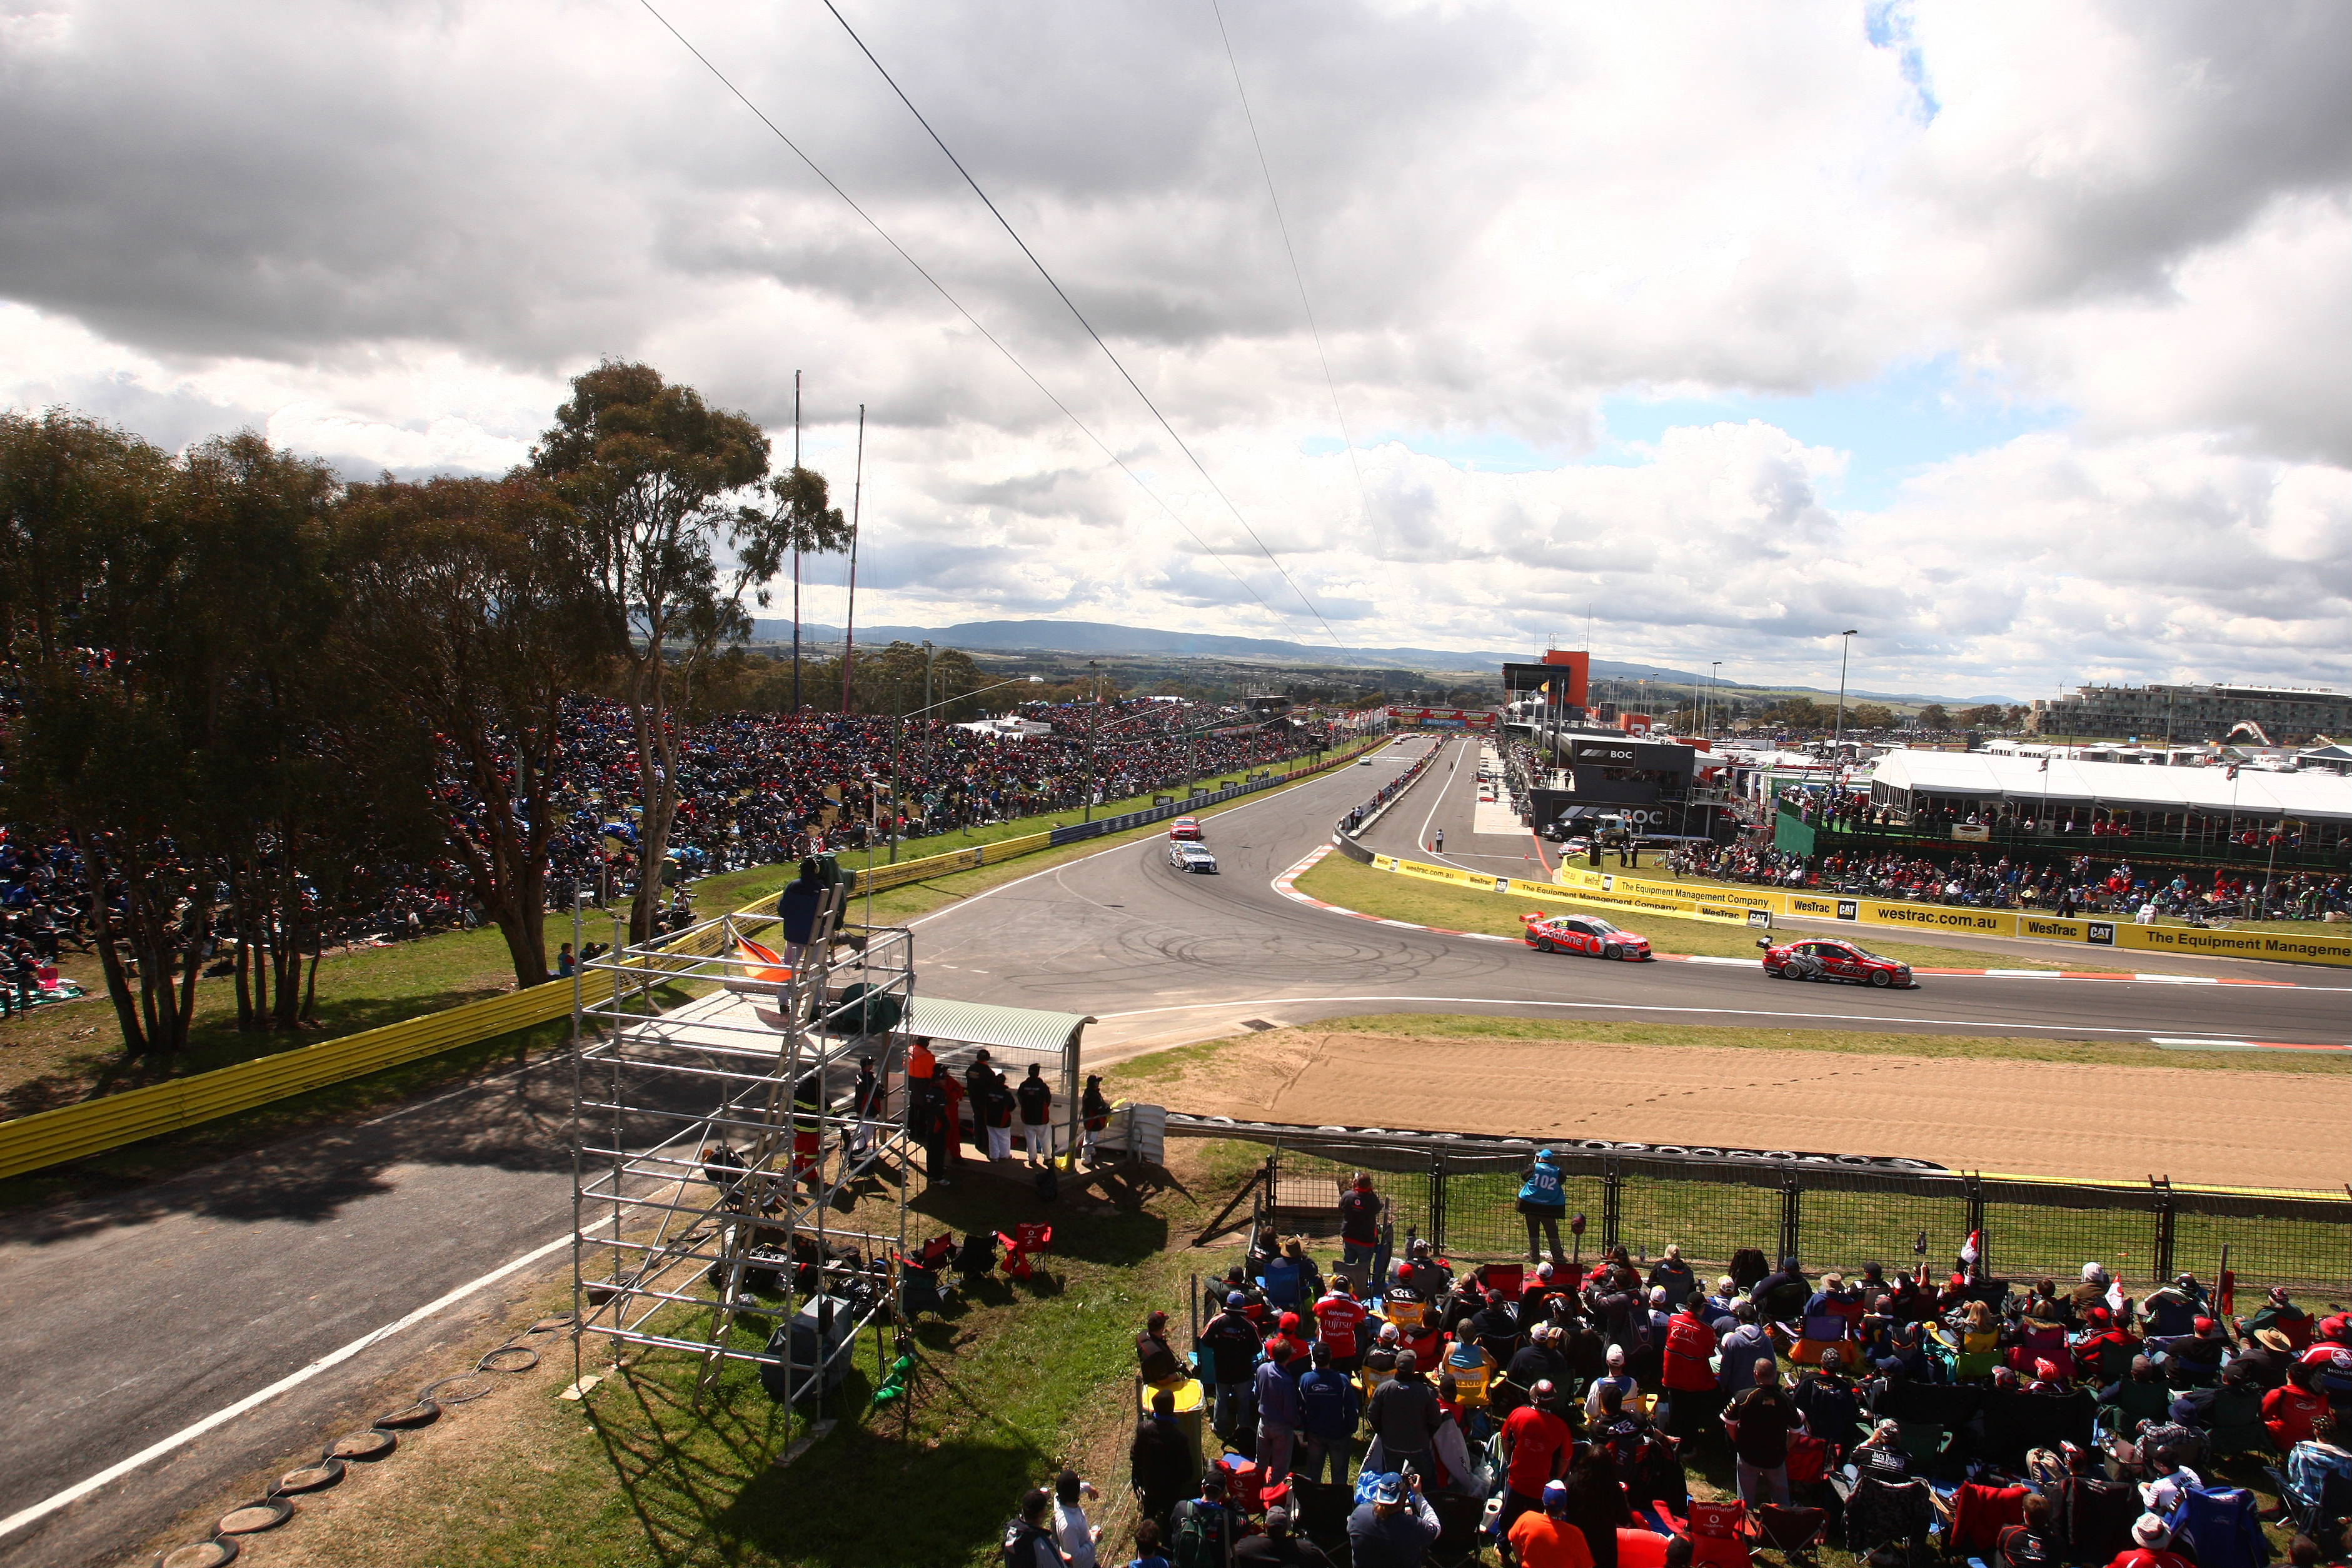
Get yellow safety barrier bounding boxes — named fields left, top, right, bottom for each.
left=0, top=741, right=1384, bottom=1180
left=1369, top=853, right=1757, bottom=927
left=1549, top=865, right=2352, bottom=967
left=843, top=831, right=1054, bottom=895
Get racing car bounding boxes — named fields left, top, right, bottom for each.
left=1167, top=843, right=1219, bottom=874
left=1167, top=817, right=1205, bottom=840
left=1757, top=936, right=1916, bottom=988
left=1520, top=911, right=1652, bottom=960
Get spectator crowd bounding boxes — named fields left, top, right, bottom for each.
left=1104, top=1160, right=2339, bottom=1568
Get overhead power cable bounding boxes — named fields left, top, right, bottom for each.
left=632, top=0, right=1320, bottom=648
left=815, top=0, right=1362, bottom=666
left=1208, top=0, right=1375, bottom=538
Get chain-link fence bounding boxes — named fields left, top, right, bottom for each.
left=1229, top=1131, right=2352, bottom=1300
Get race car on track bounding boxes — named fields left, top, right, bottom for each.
left=1167, top=817, right=1204, bottom=840
left=1167, top=843, right=1219, bottom=874
left=1757, top=936, right=1916, bottom=988
left=1521, top=912, right=1653, bottom=960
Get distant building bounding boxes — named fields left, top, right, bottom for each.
left=2028, top=683, right=2351, bottom=744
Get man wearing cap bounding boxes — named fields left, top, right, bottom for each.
left=1297, top=1342, right=1362, bottom=1488
left=1137, top=1310, right=1185, bottom=1388
left=1166, top=1471, right=1237, bottom=1568
left=1508, top=1479, right=1596, bottom=1568
left=2074, top=1305, right=2141, bottom=1387
left=2108, top=1514, right=2194, bottom=1568
left=1314, top=1276, right=1370, bottom=1375
left=1498, top=1378, right=1575, bottom=1549
left=1585, top=1344, right=1637, bottom=1422
left=1519, top=1148, right=1570, bottom=1265
left=1347, top=1470, right=1441, bottom=1568
left=1199, top=1290, right=1262, bottom=1442
left=1716, top=1302, right=1774, bottom=1397
left=2145, top=1315, right=2227, bottom=1387
left=1399, top=1238, right=1453, bottom=1300
left=1339, top=1173, right=1384, bottom=1281
left=1235, top=1503, right=1334, bottom=1565
left=1366, top=1348, right=1442, bottom=1475
left=1504, top=1324, right=1574, bottom=1420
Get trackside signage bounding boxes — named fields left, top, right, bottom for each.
left=1546, top=865, right=2352, bottom=968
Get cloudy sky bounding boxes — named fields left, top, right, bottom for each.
left=4, top=1, right=2348, bottom=699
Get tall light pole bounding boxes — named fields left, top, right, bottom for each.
left=1833, top=630, right=1859, bottom=755
left=1709, top=661, right=1722, bottom=742
left=1084, top=659, right=1100, bottom=824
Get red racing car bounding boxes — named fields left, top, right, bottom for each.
left=1167, top=817, right=1204, bottom=841
left=1757, top=936, right=1916, bottom=988
left=1522, top=912, right=1652, bottom=961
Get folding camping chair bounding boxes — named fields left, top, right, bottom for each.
left=1750, top=1503, right=1829, bottom=1559
left=893, top=1232, right=957, bottom=1317
left=1688, top=1499, right=1752, bottom=1568
left=1478, top=1262, right=1526, bottom=1302
left=995, top=1222, right=1053, bottom=1282
left=1789, top=1312, right=1854, bottom=1368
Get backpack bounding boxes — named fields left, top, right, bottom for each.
left=1001, top=1517, right=1055, bottom=1568
left=1034, top=1164, right=1058, bottom=1203
left=1168, top=1499, right=1222, bottom=1568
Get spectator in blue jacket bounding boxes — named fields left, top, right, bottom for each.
left=1518, top=1149, right=1569, bottom=1265
left=1255, top=1340, right=1302, bottom=1481
left=1297, top=1342, right=1362, bottom=1487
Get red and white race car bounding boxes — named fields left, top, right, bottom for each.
left=1167, top=817, right=1204, bottom=841
left=1521, top=912, right=1652, bottom=961
left=1757, top=937, right=1916, bottom=988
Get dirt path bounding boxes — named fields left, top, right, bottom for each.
left=1128, top=1029, right=2336, bottom=1189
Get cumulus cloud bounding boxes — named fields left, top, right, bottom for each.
left=0, top=0, right=2345, bottom=693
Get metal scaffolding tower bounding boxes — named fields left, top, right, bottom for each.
left=570, top=885, right=915, bottom=1404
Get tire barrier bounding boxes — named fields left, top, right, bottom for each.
left=146, top=1312, right=576, bottom=1568
left=1163, top=1110, right=1949, bottom=1173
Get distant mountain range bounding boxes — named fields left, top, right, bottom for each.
left=740, top=616, right=2019, bottom=706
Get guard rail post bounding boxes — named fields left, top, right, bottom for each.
left=1964, top=1172, right=1987, bottom=1274
left=2152, top=1177, right=2177, bottom=1282
left=1602, top=1158, right=1623, bottom=1253
left=1780, top=1165, right=1803, bottom=1268
left=1429, top=1150, right=1449, bottom=1258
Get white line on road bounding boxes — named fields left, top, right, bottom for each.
left=1087, top=993, right=2338, bottom=1043
left=0, top=1231, right=573, bottom=1544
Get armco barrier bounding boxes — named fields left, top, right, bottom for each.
left=1552, top=865, right=2352, bottom=967
left=0, top=739, right=1382, bottom=1182
left=1366, top=852, right=1757, bottom=927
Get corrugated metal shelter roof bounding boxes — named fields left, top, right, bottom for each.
left=1872, top=749, right=2352, bottom=822
left=903, top=997, right=1093, bottom=1056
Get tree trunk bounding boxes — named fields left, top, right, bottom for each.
left=75, top=835, right=153, bottom=1058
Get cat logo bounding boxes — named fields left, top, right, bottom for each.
left=1836, top=900, right=1859, bottom=922
left=2086, top=922, right=2116, bottom=946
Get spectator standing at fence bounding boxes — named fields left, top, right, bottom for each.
left=1016, top=1063, right=1055, bottom=1167
left=1053, top=1470, right=1103, bottom=1568
left=1724, top=1359, right=1796, bottom=1507
left=1255, top=1340, right=1302, bottom=1482
left=777, top=858, right=825, bottom=965
left=1297, top=1342, right=1360, bottom=1487
left=963, top=1052, right=1000, bottom=1157
left=1339, top=1173, right=1383, bottom=1281
left=1200, top=1293, right=1261, bottom=1443
left=1130, top=1387, right=1196, bottom=1531
left=937, top=1068, right=966, bottom=1179
left=1519, top=1149, right=1569, bottom=1265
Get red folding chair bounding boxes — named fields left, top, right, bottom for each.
left=995, top=1222, right=1054, bottom=1282
left=1687, top=1499, right=1752, bottom=1568
left=1479, top=1262, right=1525, bottom=1301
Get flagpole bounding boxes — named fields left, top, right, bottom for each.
left=840, top=405, right=864, bottom=715
left=792, top=369, right=803, bottom=713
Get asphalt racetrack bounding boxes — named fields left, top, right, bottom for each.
left=3, top=733, right=2343, bottom=1567
left=915, top=733, right=2352, bottom=1058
